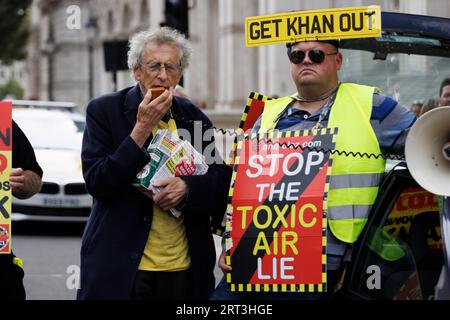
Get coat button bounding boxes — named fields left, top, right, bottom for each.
left=143, top=216, right=150, bottom=223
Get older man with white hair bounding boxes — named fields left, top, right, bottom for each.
left=78, top=27, right=231, bottom=300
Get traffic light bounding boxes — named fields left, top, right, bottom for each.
left=164, top=0, right=189, bottom=37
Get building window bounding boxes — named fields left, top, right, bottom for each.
left=123, top=4, right=131, bottom=29
left=140, top=0, right=149, bottom=24
left=107, top=11, right=114, bottom=31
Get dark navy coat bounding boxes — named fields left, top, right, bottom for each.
left=77, top=85, right=231, bottom=300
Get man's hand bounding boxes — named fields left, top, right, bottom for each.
left=10, top=167, right=42, bottom=199
left=152, top=177, right=188, bottom=211
left=218, top=249, right=232, bottom=274
left=131, top=88, right=173, bottom=148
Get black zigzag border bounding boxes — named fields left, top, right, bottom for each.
left=227, top=128, right=337, bottom=292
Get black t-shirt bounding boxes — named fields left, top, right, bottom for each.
left=0, top=121, right=43, bottom=265
left=12, top=120, right=43, bottom=177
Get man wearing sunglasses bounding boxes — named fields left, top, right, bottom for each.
left=212, top=39, right=416, bottom=300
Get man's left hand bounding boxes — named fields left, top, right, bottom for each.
left=10, top=167, right=42, bottom=199
left=152, top=177, right=188, bottom=211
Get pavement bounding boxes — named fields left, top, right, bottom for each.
left=11, top=221, right=223, bottom=300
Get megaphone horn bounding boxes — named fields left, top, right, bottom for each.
left=405, top=106, right=450, bottom=196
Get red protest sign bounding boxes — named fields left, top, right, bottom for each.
left=227, top=92, right=271, bottom=165
left=239, top=92, right=270, bottom=133
left=217, top=92, right=272, bottom=237
left=0, top=101, right=12, bottom=254
left=0, top=224, right=11, bottom=253
left=225, top=129, right=337, bottom=292
left=0, top=101, right=12, bottom=152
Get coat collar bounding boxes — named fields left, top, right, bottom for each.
left=124, top=84, right=143, bottom=126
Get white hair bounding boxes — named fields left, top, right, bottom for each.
left=127, top=27, right=192, bottom=75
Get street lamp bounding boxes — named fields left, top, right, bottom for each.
left=45, top=24, right=55, bottom=101
left=86, top=16, right=98, bottom=100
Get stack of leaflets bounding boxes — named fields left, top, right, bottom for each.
left=134, top=129, right=208, bottom=217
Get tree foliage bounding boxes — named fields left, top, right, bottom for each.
left=0, top=78, right=24, bottom=100
left=0, top=0, right=32, bottom=64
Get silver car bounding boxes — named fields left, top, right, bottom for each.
left=11, top=101, right=91, bottom=222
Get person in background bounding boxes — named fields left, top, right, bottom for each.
left=410, top=101, right=423, bottom=117
left=419, top=79, right=450, bottom=117
left=174, top=84, right=189, bottom=99
left=438, top=77, right=450, bottom=107
left=419, top=98, right=439, bottom=117
left=174, top=84, right=208, bottom=109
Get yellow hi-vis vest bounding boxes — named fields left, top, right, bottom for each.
left=259, top=83, right=386, bottom=243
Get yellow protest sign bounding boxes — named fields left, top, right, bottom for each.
left=384, top=187, right=442, bottom=249
left=245, top=6, right=381, bottom=47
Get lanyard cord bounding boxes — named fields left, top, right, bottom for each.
left=312, top=83, right=340, bottom=130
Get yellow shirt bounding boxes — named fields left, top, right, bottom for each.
left=138, top=118, right=191, bottom=271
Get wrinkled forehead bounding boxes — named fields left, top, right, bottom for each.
left=142, top=42, right=180, bottom=61
left=441, top=84, right=450, bottom=96
left=290, top=41, right=335, bottom=51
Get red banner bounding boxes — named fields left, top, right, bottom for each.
left=226, top=129, right=336, bottom=292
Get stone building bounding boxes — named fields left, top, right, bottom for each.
left=28, top=0, right=450, bottom=128
left=0, top=61, right=27, bottom=98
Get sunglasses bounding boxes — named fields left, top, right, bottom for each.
left=288, top=49, right=338, bottom=64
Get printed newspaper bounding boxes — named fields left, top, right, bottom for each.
left=134, top=129, right=208, bottom=217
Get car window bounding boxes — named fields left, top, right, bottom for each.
left=346, top=170, right=444, bottom=300
left=73, top=120, right=86, bottom=133
left=339, top=49, right=450, bottom=108
left=13, top=112, right=84, bottom=151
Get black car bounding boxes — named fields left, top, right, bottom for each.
left=334, top=11, right=450, bottom=300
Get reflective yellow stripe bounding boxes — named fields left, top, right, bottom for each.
left=330, top=173, right=383, bottom=189
left=328, top=204, right=373, bottom=220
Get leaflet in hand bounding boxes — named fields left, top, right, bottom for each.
left=134, top=129, right=208, bottom=217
